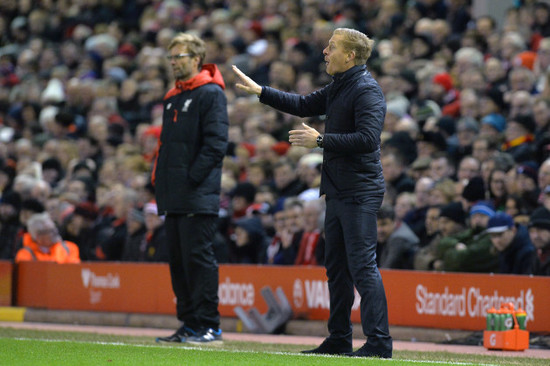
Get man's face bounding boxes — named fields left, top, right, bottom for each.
left=438, top=217, right=462, bottom=237
left=470, top=213, right=490, bottom=229
left=34, top=223, right=61, bottom=248
left=168, top=44, right=198, bottom=81
left=490, top=228, right=515, bottom=252
left=377, top=218, right=395, bottom=243
left=528, top=226, right=550, bottom=250
left=323, top=33, right=352, bottom=76
left=425, top=207, right=441, bottom=236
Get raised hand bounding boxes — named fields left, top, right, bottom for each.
left=232, top=65, right=262, bottom=96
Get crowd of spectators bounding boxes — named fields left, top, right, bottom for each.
left=0, top=0, right=549, bottom=276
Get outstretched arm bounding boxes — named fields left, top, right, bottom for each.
left=232, top=65, right=262, bottom=96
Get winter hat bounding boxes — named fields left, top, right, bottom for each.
left=487, top=212, right=515, bottom=233
left=513, top=51, right=537, bottom=71
left=516, top=162, right=539, bottom=185
left=440, top=201, right=466, bottom=225
left=510, top=114, right=536, bottom=134
left=21, top=198, right=45, bottom=213
left=418, top=131, right=447, bottom=152
left=436, top=115, right=456, bottom=136
left=481, top=113, right=506, bottom=133
left=484, top=88, right=506, bottom=111
left=456, top=117, right=479, bottom=133
left=230, top=182, right=257, bottom=204
left=236, top=216, right=265, bottom=242
left=469, top=200, right=495, bottom=217
left=0, top=191, right=21, bottom=210
left=528, top=206, right=550, bottom=231
left=433, top=72, right=453, bottom=92
left=461, top=176, right=486, bottom=203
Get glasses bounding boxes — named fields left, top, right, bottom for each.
left=166, top=53, right=192, bottom=61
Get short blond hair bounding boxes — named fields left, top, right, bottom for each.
left=168, top=32, right=206, bottom=67
left=333, top=28, right=375, bottom=64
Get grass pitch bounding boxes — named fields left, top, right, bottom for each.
left=0, top=326, right=546, bottom=366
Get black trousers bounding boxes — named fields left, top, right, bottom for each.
left=165, top=214, right=220, bottom=330
left=324, top=194, right=392, bottom=351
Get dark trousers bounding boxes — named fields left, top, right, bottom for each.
left=165, top=214, right=220, bottom=330
left=324, top=194, right=392, bottom=350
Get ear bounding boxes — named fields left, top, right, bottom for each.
left=347, top=50, right=356, bottom=63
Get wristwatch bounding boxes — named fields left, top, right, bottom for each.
left=316, top=134, right=324, bottom=148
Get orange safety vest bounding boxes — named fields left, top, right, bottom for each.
left=15, top=232, right=81, bottom=264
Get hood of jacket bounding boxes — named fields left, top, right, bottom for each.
left=175, top=64, right=225, bottom=91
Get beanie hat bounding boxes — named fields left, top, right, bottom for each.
left=230, top=182, right=257, bottom=203
left=0, top=191, right=21, bottom=210
left=433, top=72, right=453, bottom=92
left=511, top=114, right=536, bottom=134
left=271, top=141, right=291, bottom=156
left=481, top=113, right=506, bottom=133
left=487, top=212, right=514, bottom=233
left=21, top=198, right=45, bottom=213
left=513, top=51, right=537, bottom=71
left=529, top=206, right=550, bottom=231
left=484, top=88, right=506, bottom=111
left=516, top=162, right=539, bottom=185
left=440, top=201, right=466, bottom=225
left=457, top=117, right=479, bottom=133
left=436, top=115, right=456, bottom=136
left=461, top=176, right=486, bottom=203
left=418, top=131, right=447, bottom=152
left=469, top=200, right=495, bottom=217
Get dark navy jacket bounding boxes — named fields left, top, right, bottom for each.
left=260, top=64, right=385, bottom=199
left=153, top=65, right=228, bottom=215
left=499, top=225, right=536, bottom=275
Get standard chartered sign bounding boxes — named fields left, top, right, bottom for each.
left=415, top=285, right=534, bottom=324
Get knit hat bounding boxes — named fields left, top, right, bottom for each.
left=440, top=201, right=466, bottom=225
left=0, top=191, right=21, bottom=210
left=483, top=88, right=506, bottom=111
left=486, top=212, right=514, bottom=233
left=481, top=113, right=506, bottom=133
left=436, top=115, right=456, bottom=136
left=529, top=206, right=550, bottom=231
left=469, top=200, right=495, bottom=217
left=230, top=182, right=257, bottom=203
left=461, top=176, right=486, bottom=203
left=516, top=162, right=539, bottom=185
left=513, top=51, right=537, bottom=71
left=433, top=72, right=453, bottom=92
left=456, top=117, right=479, bottom=133
left=510, top=114, right=536, bottom=134
left=418, top=131, right=447, bottom=152
left=271, top=141, right=290, bottom=156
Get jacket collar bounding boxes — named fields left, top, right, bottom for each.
left=332, top=64, right=366, bottom=83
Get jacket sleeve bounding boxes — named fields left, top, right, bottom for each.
left=188, top=87, right=229, bottom=186
left=324, top=83, right=385, bottom=154
left=260, top=86, right=327, bottom=117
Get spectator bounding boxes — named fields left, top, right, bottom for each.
left=61, top=201, right=99, bottom=261
left=141, top=201, right=167, bottom=262
left=376, top=205, right=419, bottom=270
left=122, top=207, right=147, bottom=262
left=487, top=212, right=536, bottom=275
left=0, top=191, right=22, bottom=259
left=15, top=212, right=80, bottom=263
left=434, top=201, right=499, bottom=273
left=502, top=114, right=536, bottom=163
left=528, top=206, right=550, bottom=276
left=229, top=216, right=267, bottom=264
left=403, top=176, right=435, bottom=242
left=295, top=198, right=324, bottom=266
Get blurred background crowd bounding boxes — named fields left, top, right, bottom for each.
left=1, top=0, right=550, bottom=275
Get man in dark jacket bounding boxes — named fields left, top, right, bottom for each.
left=153, top=32, right=228, bottom=344
left=528, top=206, right=550, bottom=276
left=233, top=28, right=392, bottom=358
left=487, top=212, right=536, bottom=275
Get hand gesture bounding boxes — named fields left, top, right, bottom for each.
left=289, top=123, right=320, bottom=148
left=232, top=65, right=262, bottom=96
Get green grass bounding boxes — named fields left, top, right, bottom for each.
left=0, top=327, right=546, bottom=366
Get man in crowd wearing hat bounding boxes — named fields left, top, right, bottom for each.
left=414, top=201, right=466, bottom=270
left=502, top=114, right=536, bottom=163
left=527, top=206, right=550, bottom=276
left=487, top=212, right=536, bottom=274
left=433, top=201, right=499, bottom=273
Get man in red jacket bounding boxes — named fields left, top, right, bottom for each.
left=153, top=32, right=228, bottom=344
